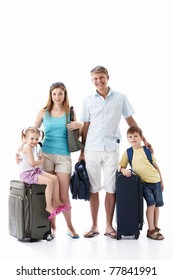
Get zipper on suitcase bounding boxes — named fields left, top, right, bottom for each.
left=9, top=194, right=25, bottom=239
left=25, top=185, right=32, bottom=237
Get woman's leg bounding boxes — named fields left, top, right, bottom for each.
left=55, top=172, right=78, bottom=234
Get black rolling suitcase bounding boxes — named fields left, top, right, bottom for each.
left=115, top=171, right=143, bottom=240
left=8, top=180, right=54, bottom=242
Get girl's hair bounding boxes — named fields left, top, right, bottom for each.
left=90, top=65, right=109, bottom=77
left=21, top=126, right=44, bottom=142
left=127, top=126, right=143, bottom=137
left=43, top=82, right=70, bottom=123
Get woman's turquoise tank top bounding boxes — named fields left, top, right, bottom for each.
left=42, top=111, right=70, bottom=155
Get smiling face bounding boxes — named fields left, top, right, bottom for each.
left=25, top=131, right=40, bottom=148
left=127, top=131, right=142, bottom=149
left=51, top=87, right=65, bottom=105
left=91, top=72, right=109, bottom=92
left=90, top=66, right=110, bottom=96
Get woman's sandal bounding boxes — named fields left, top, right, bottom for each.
left=147, top=229, right=164, bottom=240
left=67, top=232, right=80, bottom=239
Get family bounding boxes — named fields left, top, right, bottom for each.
left=16, top=65, right=164, bottom=241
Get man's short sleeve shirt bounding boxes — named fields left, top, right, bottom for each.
left=80, top=89, right=135, bottom=151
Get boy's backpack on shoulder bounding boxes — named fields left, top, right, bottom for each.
left=127, top=146, right=153, bottom=167
left=70, top=160, right=90, bottom=201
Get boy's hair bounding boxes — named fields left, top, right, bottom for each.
left=127, top=126, right=143, bottom=137
left=90, top=65, right=109, bottom=77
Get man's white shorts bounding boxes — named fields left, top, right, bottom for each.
left=84, top=150, right=119, bottom=194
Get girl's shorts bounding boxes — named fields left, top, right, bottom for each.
left=19, top=167, right=43, bottom=184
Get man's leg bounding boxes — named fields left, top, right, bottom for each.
left=104, top=192, right=116, bottom=237
left=84, top=192, right=100, bottom=237
left=84, top=151, right=102, bottom=238
left=103, top=150, right=118, bottom=238
left=90, top=192, right=99, bottom=230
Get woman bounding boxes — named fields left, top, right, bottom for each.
left=34, top=82, right=82, bottom=238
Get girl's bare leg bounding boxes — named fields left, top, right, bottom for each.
left=37, top=174, right=55, bottom=214
left=40, top=171, right=58, bottom=234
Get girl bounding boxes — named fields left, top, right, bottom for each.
left=18, top=126, right=71, bottom=220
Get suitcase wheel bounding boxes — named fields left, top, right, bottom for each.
left=116, top=234, right=122, bottom=240
left=135, top=234, right=139, bottom=239
left=46, top=233, right=55, bottom=241
left=43, top=232, right=55, bottom=241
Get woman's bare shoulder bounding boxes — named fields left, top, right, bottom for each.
left=38, top=108, right=47, bottom=117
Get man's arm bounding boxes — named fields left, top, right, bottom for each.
left=79, top=122, right=90, bottom=160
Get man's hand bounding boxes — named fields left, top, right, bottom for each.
left=143, top=137, right=153, bottom=153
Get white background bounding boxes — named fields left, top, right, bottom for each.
left=0, top=0, right=173, bottom=278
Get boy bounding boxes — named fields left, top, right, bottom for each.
left=119, top=126, right=164, bottom=240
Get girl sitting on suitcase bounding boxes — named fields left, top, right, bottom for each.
left=119, top=126, right=164, bottom=240
left=17, top=126, right=71, bottom=220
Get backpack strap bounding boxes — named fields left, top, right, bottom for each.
left=127, top=146, right=153, bottom=167
left=143, top=146, right=153, bottom=165
left=127, top=147, right=133, bottom=167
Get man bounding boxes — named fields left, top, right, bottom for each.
left=80, top=65, right=151, bottom=238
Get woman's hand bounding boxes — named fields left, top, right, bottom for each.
left=67, top=121, right=82, bottom=130
left=15, top=142, right=25, bottom=164
left=16, top=152, right=22, bottom=164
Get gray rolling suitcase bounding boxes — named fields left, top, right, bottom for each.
left=9, top=180, right=54, bottom=242
left=115, top=171, right=143, bottom=240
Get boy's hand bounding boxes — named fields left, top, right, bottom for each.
left=121, top=169, right=131, bottom=177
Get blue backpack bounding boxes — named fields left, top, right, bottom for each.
left=127, top=146, right=153, bottom=167
left=70, top=160, right=90, bottom=201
